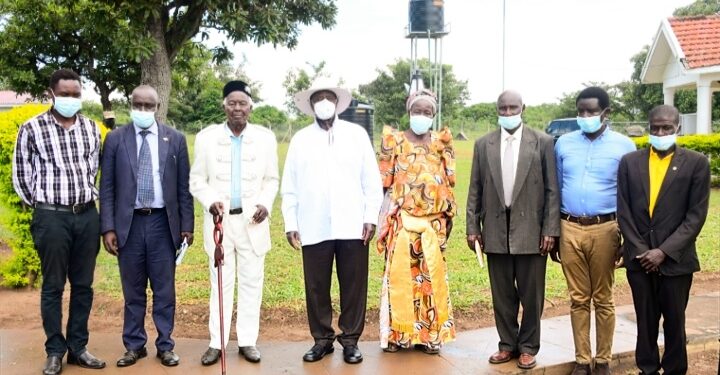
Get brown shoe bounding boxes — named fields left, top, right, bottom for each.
left=517, top=353, right=537, bottom=369
left=571, top=362, right=592, bottom=375
left=488, top=350, right=516, bottom=364
left=593, top=362, right=611, bottom=375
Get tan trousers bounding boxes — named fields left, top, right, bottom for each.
left=559, top=219, right=620, bottom=364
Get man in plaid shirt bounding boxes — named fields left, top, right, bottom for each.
left=12, top=69, right=106, bottom=375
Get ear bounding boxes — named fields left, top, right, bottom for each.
left=521, top=104, right=526, bottom=113
left=601, top=107, right=612, bottom=119
left=676, top=124, right=682, bottom=134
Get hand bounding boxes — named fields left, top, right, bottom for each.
left=209, top=201, right=224, bottom=216
left=362, top=223, right=376, bottom=246
left=286, top=231, right=302, bottom=250
left=615, top=246, right=625, bottom=269
left=251, top=204, right=268, bottom=224
left=102, top=231, right=119, bottom=256
left=549, top=240, right=561, bottom=263
left=213, top=246, right=224, bottom=267
left=466, top=234, right=483, bottom=253
left=181, top=232, right=194, bottom=246
left=539, top=236, right=555, bottom=256
left=636, top=248, right=666, bottom=273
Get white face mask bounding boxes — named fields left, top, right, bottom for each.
left=313, top=99, right=336, bottom=120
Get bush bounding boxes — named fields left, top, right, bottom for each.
left=632, top=133, right=720, bottom=177
left=0, top=105, right=108, bottom=287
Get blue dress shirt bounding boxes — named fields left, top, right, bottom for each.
left=226, top=125, right=243, bottom=210
left=555, top=128, right=636, bottom=217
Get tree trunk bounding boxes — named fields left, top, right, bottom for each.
left=97, top=84, right=112, bottom=111
left=140, top=12, right=172, bottom=123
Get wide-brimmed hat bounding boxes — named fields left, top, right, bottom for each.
left=293, top=79, right=352, bottom=117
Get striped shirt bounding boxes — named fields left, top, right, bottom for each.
left=12, top=110, right=101, bottom=206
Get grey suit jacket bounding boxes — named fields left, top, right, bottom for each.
left=617, top=147, right=710, bottom=276
left=99, top=123, right=194, bottom=249
left=466, top=126, right=560, bottom=254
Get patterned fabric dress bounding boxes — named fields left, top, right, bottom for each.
left=377, top=126, right=457, bottom=349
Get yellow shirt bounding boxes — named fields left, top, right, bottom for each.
left=649, top=148, right=673, bottom=217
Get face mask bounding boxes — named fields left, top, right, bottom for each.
left=497, top=114, right=522, bottom=130
left=409, top=115, right=433, bottom=135
left=649, top=133, right=677, bottom=151
left=576, top=115, right=603, bottom=133
left=131, top=110, right=156, bottom=129
left=52, top=91, right=82, bottom=118
left=313, top=99, right=336, bottom=120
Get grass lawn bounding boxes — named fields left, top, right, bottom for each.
left=92, top=131, right=720, bottom=312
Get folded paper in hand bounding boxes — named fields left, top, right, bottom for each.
left=175, top=239, right=189, bottom=265
left=475, top=240, right=484, bottom=268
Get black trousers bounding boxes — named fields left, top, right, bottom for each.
left=118, top=210, right=176, bottom=352
left=30, top=206, right=100, bottom=357
left=486, top=253, right=547, bottom=355
left=627, top=270, right=693, bottom=375
left=301, top=239, right=368, bottom=347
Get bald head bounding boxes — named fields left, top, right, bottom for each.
left=131, top=85, right=160, bottom=112
left=648, top=105, right=679, bottom=124
left=496, top=90, right=524, bottom=118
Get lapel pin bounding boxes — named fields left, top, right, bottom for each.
left=162, top=137, right=169, bottom=142
left=672, top=166, right=677, bottom=171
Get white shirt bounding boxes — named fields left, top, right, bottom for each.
left=281, top=118, right=383, bottom=246
left=500, top=123, right=523, bottom=180
left=134, top=122, right=165, bottom=208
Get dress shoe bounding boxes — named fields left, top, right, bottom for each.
left=422, top=344, right=440, bottom=355
left=302, top=343, right=334, bottom=362
left=67, top=351, right=106, bottom=369
left=571, top=362, right=592, bottom=375
left=43, top=355, right=62, bottom=375
left=342, top=345, right=363, bottom=364
left=488, top=350, right=517, bottom=364
left=157, top=350, right=180, bottom=366
left=517, top=353, right=537, bottom=369
left=116, top=347, right=147, bottom=367
left=239, top=346, right=261, bottom=363
left=201, top=347, right=220, bottom=366
left=594, top=362, right=611, bottom=375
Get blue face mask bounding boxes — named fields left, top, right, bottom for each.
left=131, top=110, right=156, bottom=129
left=577, top=115, right=603, bottom=133
left=409, top=115, right=433, bottom=135
left=52, top=91, right=82, bottom=118
left=649, top=133, right=677, bottom=151
left=498, top=114, right=522, bottom=130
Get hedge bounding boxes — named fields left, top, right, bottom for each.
left=632, top=134, right=720, bottom=176
left=0, top=105, right=108, bottom=287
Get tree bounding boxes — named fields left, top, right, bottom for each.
left=359, top=59, right=469, bottom=127
left=0, top=1, right=140, bottom=110
left=249, top=105, right=288, bottom=129
left=673, top=0, right=720, bottom=16
left=282, top=61, right=328, bottom=117
left=112, top=0, right=338, bottom=121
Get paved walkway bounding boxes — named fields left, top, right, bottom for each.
left=2, top=293, right=718, bottom=375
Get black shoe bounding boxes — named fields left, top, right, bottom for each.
left=342, top=345, right=363, bottom=364
left=239, top=346, right=261, bottom=363
left=302, top=343, right=334, bottom=362
left=116, top=347, right=147, bottom=367
left=43, top=356, right=62, bottom=375
left=67, top=351, right=106, bottom=369
left=156, top=350, right=180, bottom=367
left=201, top=347, right=220, bottom=366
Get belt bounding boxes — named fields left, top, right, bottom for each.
left=35, top=201, right=94, bottom=214
left=134, top=207, right=165, bottom=216
left=229, top=207, right=243, bottom=215
left=561, top=212, right=616, bottom=226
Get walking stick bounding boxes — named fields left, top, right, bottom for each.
left=213, top=213, right=226, bottom=375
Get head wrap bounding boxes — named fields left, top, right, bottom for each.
left=406, top=89, right=438, bottom=114
left=223, top=80, right=252, bottom=98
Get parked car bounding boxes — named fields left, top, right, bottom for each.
left=545, top=118, right=579, bottom=143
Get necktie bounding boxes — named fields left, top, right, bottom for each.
left=137, top=130, right=154, bottom=207
left=502, top=135, right=515, bottom=207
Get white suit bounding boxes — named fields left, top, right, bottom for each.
left=189, top=123, right=279, bottom=349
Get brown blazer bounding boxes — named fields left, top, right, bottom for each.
left=466, top=126, right=560, bottom=254
left=617, top=146, right=710, bottom=276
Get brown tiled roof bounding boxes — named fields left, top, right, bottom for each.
left=0, top=90, right=35, bottom=106
left=668, top=15, right=720, bottom=69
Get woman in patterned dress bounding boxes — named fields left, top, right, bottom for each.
left=377, top=89, right=456, bottom=354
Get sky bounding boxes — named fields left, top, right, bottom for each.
left=88, top=0, right=695, bottom=109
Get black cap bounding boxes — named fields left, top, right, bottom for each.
left=223, top=80, right=252, bottom=99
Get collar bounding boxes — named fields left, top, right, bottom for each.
left=649, top=146, right=674, bottom=160
left=582, top=124, right=609, bottom=141
left=224, top=122, right=246, bottom=138
left=500, top=123, right=523, bottom=141
left=47, top=110, right=81, bottom=129
left=313, top=116, right=339, bottom=132
left=134, top=121, right=158, bottom=135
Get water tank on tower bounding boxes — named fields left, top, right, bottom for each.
left=408, top=0, right=445, bottom=36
